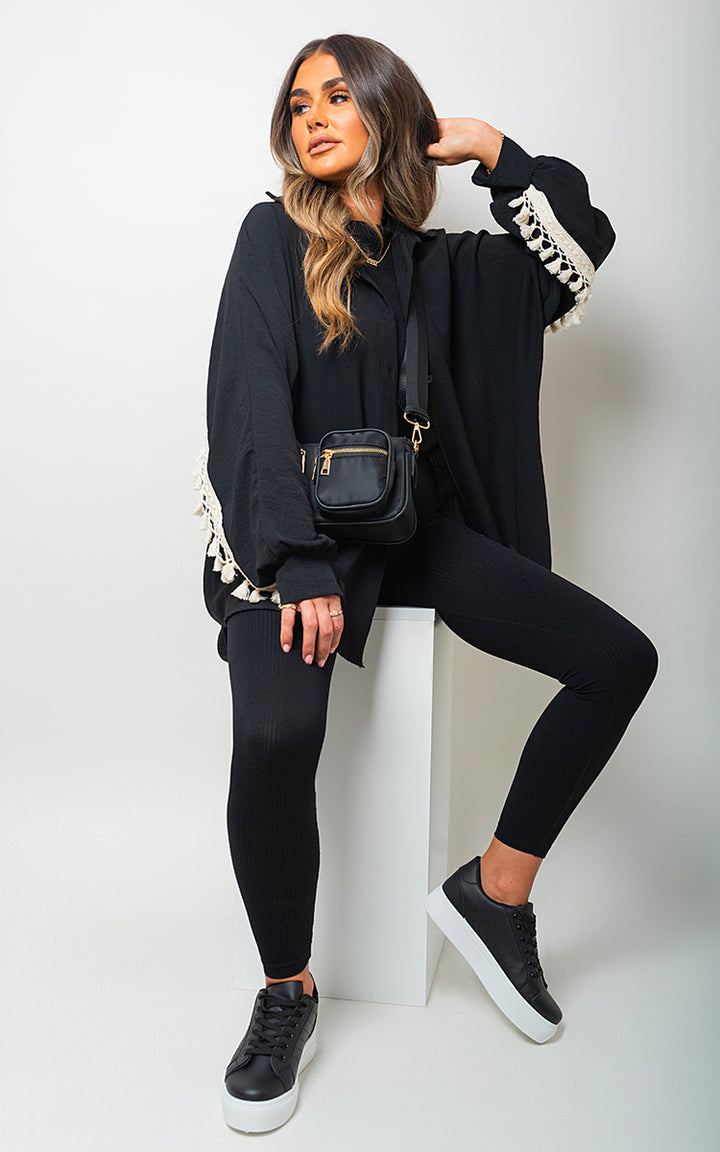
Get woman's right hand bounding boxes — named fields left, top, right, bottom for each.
left=280, top=594, right=344, bottom=667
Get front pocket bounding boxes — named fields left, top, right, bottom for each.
left=316, top=444, right=388, bottom=476
left=313, top=429, right=394, bottom=516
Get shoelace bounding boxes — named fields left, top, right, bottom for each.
left=244, top=989, right=310, bottom=1062
left=511, top=908, right=548, bottom=986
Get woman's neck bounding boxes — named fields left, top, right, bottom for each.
left=341, top=179, right=384, bottom=225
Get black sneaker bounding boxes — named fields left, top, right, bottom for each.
left=221, top=978, right=319, bottom=1133
left=425, top=856, right=562, bottom=1043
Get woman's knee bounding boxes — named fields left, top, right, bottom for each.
left=570, top=614, right=658, bottom=704
left=627, top=625, right=659, bottom=687
left=236, top=712, right=327, bottom=770
left=596, top=619, right=659, bottom=704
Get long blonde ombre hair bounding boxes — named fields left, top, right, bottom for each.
left=270, top=34, right=439, bottom=353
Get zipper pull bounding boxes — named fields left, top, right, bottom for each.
left=320, top=449, right=333, bottom=475
left=300, top=447, right=306, bottom=473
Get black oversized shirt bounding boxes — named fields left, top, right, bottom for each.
left=196, top=135, right=616, bottom=666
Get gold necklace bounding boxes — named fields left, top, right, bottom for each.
left=349, top=230, right=393, bottom=267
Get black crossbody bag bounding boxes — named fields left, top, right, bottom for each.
left=298, top=262, right=430, bottom=545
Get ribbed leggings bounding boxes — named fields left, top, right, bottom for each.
left=225, top=457, right=658, bottom=978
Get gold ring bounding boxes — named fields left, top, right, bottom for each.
left=280, top=602, right=298, bottom=611
left=329, top=610, right=343, bottom=617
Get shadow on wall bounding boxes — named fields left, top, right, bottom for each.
left=541, top=318, right=658, bottom=579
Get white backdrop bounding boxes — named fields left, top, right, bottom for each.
left=1, top=1, right=717, bottom=1148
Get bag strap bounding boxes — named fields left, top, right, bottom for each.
left=399, top=260, right=431, bottom=451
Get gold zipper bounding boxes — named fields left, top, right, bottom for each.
left=319, top=446, right=388, bottom=476
left=300, top=447, right=306, bottom=473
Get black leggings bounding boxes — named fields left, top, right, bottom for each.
left=225, top=457, right=658, bottom=978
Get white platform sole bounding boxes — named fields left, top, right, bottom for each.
left=425, top=885, right=558, bottom=1044
left=221, top=1022, right=318, bottom=1133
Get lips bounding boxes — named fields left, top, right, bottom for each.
left=308, top=135, right=339, bottom=155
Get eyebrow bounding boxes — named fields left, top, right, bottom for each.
left=289, top=77, right=347, bottom=100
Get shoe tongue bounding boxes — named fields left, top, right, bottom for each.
left=265, top=980, right=305, bottom=1001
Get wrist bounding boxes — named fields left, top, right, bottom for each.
left=473, top=123, right=505, bottom=171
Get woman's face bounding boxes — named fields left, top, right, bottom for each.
left=289, top=53, right=370, bottom=185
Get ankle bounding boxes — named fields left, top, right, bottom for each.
left=482, top=877, right=528, bottom=906
left=265, top=970, right=315, bottom=997
left=479, top=862, right=530, bottom=906
left=479, top=839, right=542, bottom=906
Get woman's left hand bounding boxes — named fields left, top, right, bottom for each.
left=426, top=118, right=504, bottom=171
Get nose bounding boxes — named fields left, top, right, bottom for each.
left=304, top=99, right=327, bottom=129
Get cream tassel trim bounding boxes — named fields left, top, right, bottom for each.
left=508, top=184, right=595, bottom=334
left=193, top=438, right=281, bottom=607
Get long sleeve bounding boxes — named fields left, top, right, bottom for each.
left=470, top=135, right=616, bottom=332
left=194, top=203, right=343, bottom=608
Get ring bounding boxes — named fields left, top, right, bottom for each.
left=279, top=602, right=298, bottom=611
left=329, top=610, right=343, bottom=617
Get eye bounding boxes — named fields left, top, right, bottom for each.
left=290, top=90, right=350, bottom=117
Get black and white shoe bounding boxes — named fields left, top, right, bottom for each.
left=425, top=856, right=562, bottom=1043
left=222, top=978, right=319, bottom=1133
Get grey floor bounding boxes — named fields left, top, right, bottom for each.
left=3, top=769, right=715, bottom=1152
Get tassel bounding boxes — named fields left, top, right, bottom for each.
left=221, top=561, right=236, bottom=583
left=545, top=256, right=563, bottom=275
left=271, top=589, right=281, bottom=605
left=207, top=536, right=220, bottom=558
left=248, top=587, right=263, bottom=603
left=193, top=501, right=204, bottom=516
left=200, top=511, right=209, bottom=530
left=213, top=554, right=223, bottom=572
left=558, top=267, right=572, bottom=284
left=527, top=235, right=544, bottom=252
left=508, top=195, right=524, bottom=208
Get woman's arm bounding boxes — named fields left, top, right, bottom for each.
left=429, top=120, right=616, bottom=331
left=197, top=203, right=343, bottom=610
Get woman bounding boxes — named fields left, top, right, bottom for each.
left=195, top=33, right=658, bottom=1133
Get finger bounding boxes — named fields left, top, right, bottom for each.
left=314, top=605, right=336, bottom=667
left=329, top=608, right=344, bottom=654
left=280, top=606, right=297, bottom=652
left=300, top=602, right=318, bottom=665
